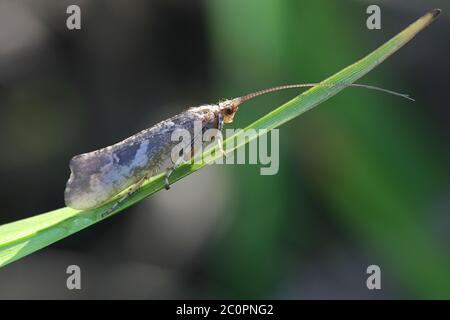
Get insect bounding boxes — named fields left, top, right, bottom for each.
left=64, top=82, right=412, bottom=214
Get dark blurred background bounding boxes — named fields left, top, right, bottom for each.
left=0, top=0, right=449, bottom=299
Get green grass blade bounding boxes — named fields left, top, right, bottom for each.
left=0, top=9, right=440, bottom=268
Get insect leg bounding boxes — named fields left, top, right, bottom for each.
left=101, top=174, right=149, bottom=218
left=164, top=122, right=210, bottom=190
left=164, top=135, right=199, bottom=190
left=217, top=112, right=224, bottom=131
left=165, top=112, right=224, bottom=190
left=164, top=156, right=184, bottom=190
left=215, top=112, right=225, bottom=156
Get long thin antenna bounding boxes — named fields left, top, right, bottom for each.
left=231, top=82, right=414, bottom=108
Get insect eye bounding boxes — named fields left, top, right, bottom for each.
left=225, top=107, right=233, bottom=115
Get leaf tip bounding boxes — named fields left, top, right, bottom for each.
left=430, top=8, right=442, bottom=19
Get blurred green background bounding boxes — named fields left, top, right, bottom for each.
left=0, top=0, right=449, bottom=299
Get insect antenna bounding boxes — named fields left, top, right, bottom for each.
left=229, top=82, right=414, bottom=111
